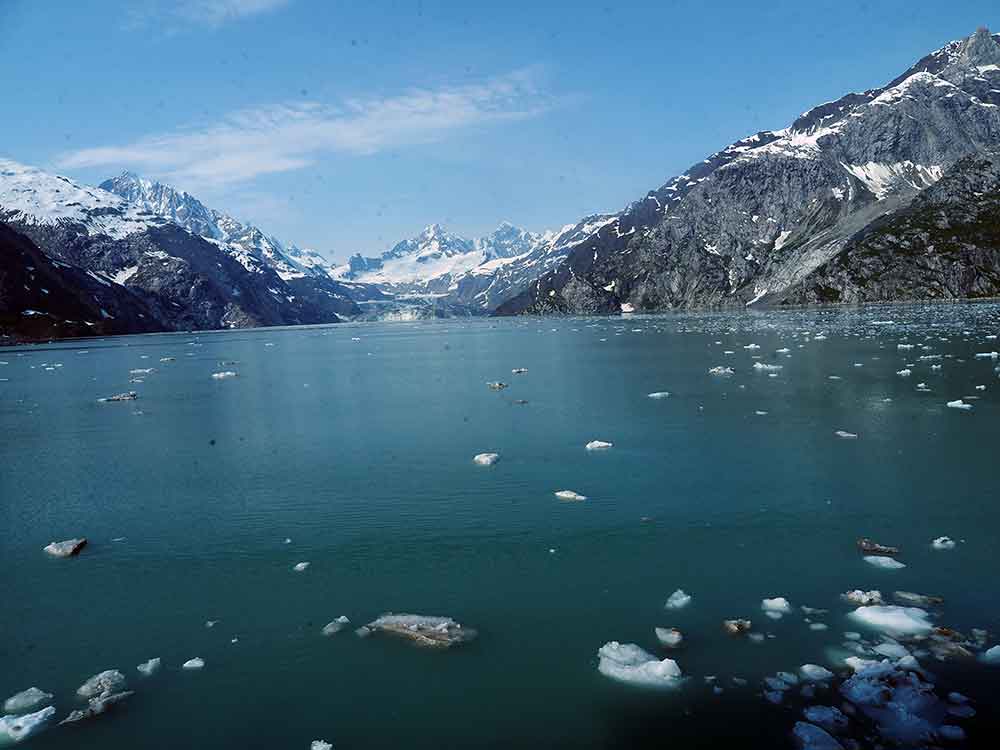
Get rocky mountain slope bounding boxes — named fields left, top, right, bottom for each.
left=496, top=27, right=1000, bottom=315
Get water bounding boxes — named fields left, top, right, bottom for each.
left=2, top=304, right=999, bottom=749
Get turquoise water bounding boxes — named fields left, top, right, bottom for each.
left=2, top=305, right=999, bottom=748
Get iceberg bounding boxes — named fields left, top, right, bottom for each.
left=554, top=490, right=586, bottom=502
left=834, top=430, right=857, bottom=439
left=931, top=536, right=956, bottom=550
left=136, top=658, right=161, bottom=677
left=647, top=391, right=671, bottom=399
left=473, top=453, right=499, bottom=466
left=585, top=440, right=613, bottom=450
left=792, top=721, right=844, bottom=750
left=43, top=538, right=87, bottom=557
left=762, top=597, right=792, bottom=615
left=293, top=562, right=310, bottom=572
left=182, top=658, right=205, bottom=670
left=311, top=742, right=333, bottom=750
left=596, top=642, right=683, bottom=688
left=847, top=606, right=933, bottom=636
left=799, top=664, right=834, bottom=682
left=3, top=688, right=51, bottom=715
left=864, top=556, right=905, bottom=570
left=0, top=706, right=55, bottom=745
left=664, top=589, right=692, bottom=609
left=322, top=616, right=351, bottom=636
left=945, top=399, right=972, bottom=410
left=654, top=627, right=683, bottom=648
left=363, top=614, right=476, bottom=648
left=77, top=670, right=125, bottom=698
left=211, top=371, right=238, bottom=380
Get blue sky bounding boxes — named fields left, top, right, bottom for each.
left=0, top=1, right=995, bottom=260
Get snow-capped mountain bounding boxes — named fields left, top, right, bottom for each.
left=498, top=27, right=1000, bottom=314
left=0, top=158, right=356, bottom=337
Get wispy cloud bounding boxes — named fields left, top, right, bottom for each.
left=58, top=69, right=554, bottom=189
left=128, top=0, right=292, bottom=29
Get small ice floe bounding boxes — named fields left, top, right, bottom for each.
left=776, top=348, right=790, bottom=354
left=129, top=368, right=154, bottom=375
left=945, top=399, right=972, bottom=410
left=799, top=664, right=834, bottom=682
left=708, top=366, right=734, bottom=376
left=647, top=391, right=670, bottom=399
left=897, top=344, right=914, bottom=350
left=752, top=362, right=782, bottom=372
left=931, top=536, right=956, bottom=550
left=205, top=620, right=218, bottom=629
left=596, top=642, right=684, bottom=688
left=182, top=658, right=205, bottom=670
left=486, top=381, right=508, bottom=391
left=802, top=705, right=849, bottom=735
left=77, top=670, right=126, bottom=699
left=322, top=616, right=351, bottom=636
left=99, top=391, right=138, bottom=402
left=842, top=590, right=883, bottom=606
left=982, top=645, right=1000, bottom=664
left=136, top=658, right=161, bottom=677
left=654, top=627, right=683, bottom=648
left=809, top=623, right=829, bottom=632
left=723, top=619, right=752, bottom=636
left=511, top=368, right=528, bottom=375
left=847, top=606, right=932, bottom=636
left=3, top=688, right=52, bottom=714
left=311, top=741, right=333, bottom=750
left=744, top=344, right=760, bottom=350
left=755, top=410, right=768, bottom=416
left=834, top=430, right=857, bottom=439
left=1, top=706, right=56, bottom=743
left=362, top=614, right=476, bottom=648
left=43, top=538, right=87, bottom=558
left=896, top=369, right=911, bottom=377
left=864, top=556, right=905, bottom=570
left=857, top=538, right=898, bottom=556
left=554, top=490, right=587, bottom=502
left=159, top=357, right=175, bottom=363
left=664, top=589, right=692, bottom=610
left=762, top=597, right=792, bottom=619
left=792, top=721, right=842, bottom=750
left=974, top=351, right=999, bottom=359
left=975, top=384, right=986, bottom=391
left=585, top=440, right=613, bottom=450
left=873, top=641, right=909, bottom=659
left=473, top=453, right=499, bottom=466
left=293, top=562, right=310, bottom=572
left=211, top=371, right=238, bottom=380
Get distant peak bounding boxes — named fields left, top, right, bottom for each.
left=961, top=25, right=1000, bottom=66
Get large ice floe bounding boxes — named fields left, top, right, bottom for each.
left=847, top=606, right=934, bottom=637
left=2, top=688, right=51, bottom=714
left=359, top=614, right=477, bottom=648
left=596, top=642, right=684, bottom=688
left=0, top=706, right=56, bottom=746
left=864, top=556, right=906, bottom=570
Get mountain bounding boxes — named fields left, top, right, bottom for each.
left=496, top=27, right=1000, bottom=315
left=99, top=172, right=359, bottom=318
left=0, top=159, right=351, bottom=339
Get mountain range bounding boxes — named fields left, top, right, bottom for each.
left=3, top=27, right=1000, bottom=341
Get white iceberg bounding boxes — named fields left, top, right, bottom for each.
left=136, top=658, right=161, bottom=677
left=182, top=658, right=205, bottom=670
left=864, top=556, right=905, bottom=570
left=596, top=642, right=683, bottom=687
left=654, top=627, right=683, bottom=648
left=931, top=536, right=956, bottom=550
left=847, top=606, right=933, bottom=636
left=896, top=369, right=911, bottom=377
left=762, top=597, right=792, bottom=616
left=647, top=391, right=671, bottom=399
left=322, top=616, right=351, bottom=636
left=43, top=538, right=87, bottom=557
left=0, top=706, right=55, bottom=745
left=311, top=742, right=333, bottom=750
left=3, top=688, right=51, bottom=715
left=473, top=453, right=499, bottom=466
left=752, top=362, right=783, bottom=372
left=982, top=645, right=1000, bottom=664
left=293, top=562, right=310, bottom=572
left=834, top=430, right=857, bottom=439
left=708, top=366, right=734, bottom=376
left=664, top=589, right=692, bottom=609
left=211, top=371, right=238, bottom=380
left=585, top=440, right=613, bottom=450
left=799, top=664, right=834, bottom=682
left=945, top=399, right=972, bottom=410
left=842, top=590, right=883, bottom=606
left=554, top=490, right=586, bottom=502
left=77, top=670, right=125, bottom=698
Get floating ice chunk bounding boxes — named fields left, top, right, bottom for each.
left=311, top=742, right=333, bottom=750
left=873, top=642, right=909, bottom=659
left=43, top=538, right=87, bottom=557
left=982, top=645, right=1000, bottom=664
left=511, top=368, right=528, bottom=375
left=136, top=658, right=161, bottom=677
left=486, top=381, right=508, bottom=391
left=864, top=556, right=905, bottom=570
left=647, top=391, right=671, bottom=399
left=554, top=490, right=587, bottom=502
left=77, top=670, right=125, bottom=698
left=800, top=664, right=834, bottom=682
left=762, top=597, right=792, bottom=615
left=708, top=366, right=734, bottom=376
left=596, top=642, right=683, bottom=687
left=752, top=362, right=782, bottom=372
left=896, top=369, right=911, bottom=377
left=99, top=391, right=138, bottom=402
left=473, top=453, right=499, bottom=466
left=897, top=344, right=914, bottom=350
left=322, top=616, right=351, bottom=636
left=803, top=706, right=849, bottom=735
left=0, top=706, right=55, bottom=744
left=664, top=589, right=692, bottom=609
left=182, top=658, right=204, bottom=670
left=975, top=384, right=986, bottom=391
left=211, top=371, right=238, bottom=380
left=945, top=400, right=972, bottom=410
left=59, top=690, right=134, bottom=725
left=974, top=351, right=998, bottom=359
left=655, top=627, right=683, bottom=648
left=848, top=606, right=933, bottom=636
left=293, top=562, right=310, bottom=572
left=744, top=344, right=760, bottom=350
left=844, top=656, right=879, bottom=672
left=834, top=430, right=857, bottom=439
left=809, top=623, right=829, bottom=631
left=585, top=440, right=613, bottom=450
left=3, top=688, right=52, bottom=714
left=857, top=538, right=898, bottom=556
left=776, top=348, right=790, bottom=354
left=931, top=536, right=956, bottom=550
left=364, top=614, right=476, bottom=648
left=792, top=721, right=844, bottom=750
left=723, top=619, right=752, bottom=635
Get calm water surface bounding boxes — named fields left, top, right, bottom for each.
left=2, top=304, right=999, bottom=748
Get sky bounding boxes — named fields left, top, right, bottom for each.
left=0, top=0, right=996, bottom=261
